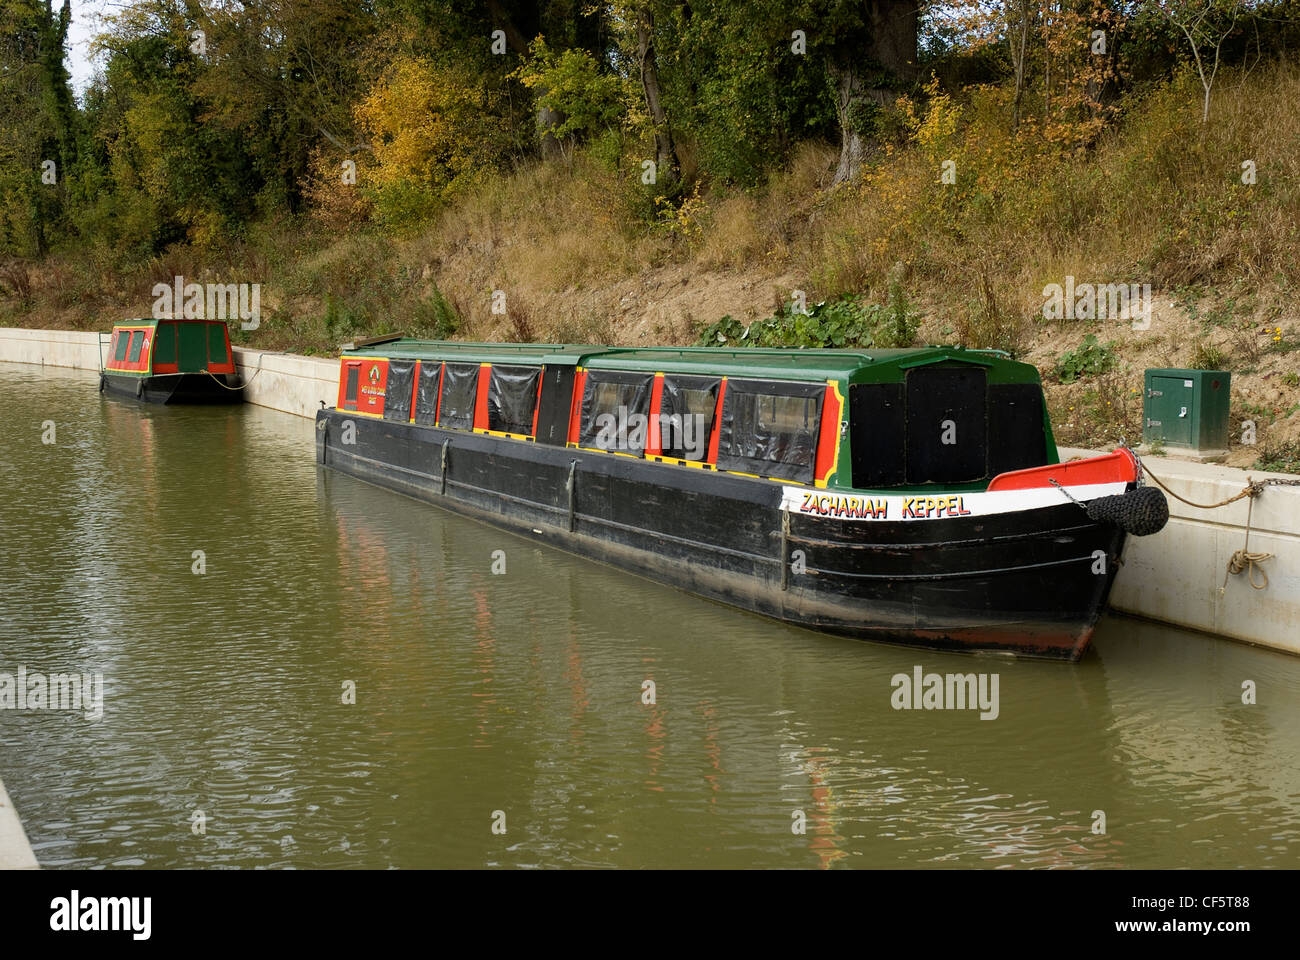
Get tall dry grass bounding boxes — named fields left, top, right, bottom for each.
left=801, top=61, right=1300, bottom=336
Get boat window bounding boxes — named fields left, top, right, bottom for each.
left=717, top=379, right=823, bottom=483
left=438, top=362, right=480, bottom=430
left=343, top=364, right=360, bottom=409
left=207, top=324, right=228, bottom=365
left=384, top=359, right=416, bottom=422
left=127, top=331, right=145, bottom=363
left=659, top=375, right=720, bottom=461
left=578, top=371, right=654, bottom=455
left=113, top=331, right=130, bottom=362
left=414, top=361, right=441, bottom=425
left=487, top=365, right=541, bottom=436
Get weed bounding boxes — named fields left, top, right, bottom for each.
left=1056, top=334, right=1117, bottom=383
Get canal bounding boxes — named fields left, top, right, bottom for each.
left=1, top=361, right=1297, bottom=868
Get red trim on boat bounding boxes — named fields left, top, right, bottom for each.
left=814, top=382, right=840, bottom=484
left=473, top=363, right=490, bottom=429
left=434, top=362, right=445, bottom=425
left=531, top=371, right=543, bottom=437
left=646, top=373, right=665, bottom=456
left=987, top=448, right=1138, bottom=491
left=567, top=370, right=587, bottom=444
left=706, top=378, right=726, bottom=464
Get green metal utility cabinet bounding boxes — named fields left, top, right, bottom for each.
left=1143, top=368, right=1231, bottom=458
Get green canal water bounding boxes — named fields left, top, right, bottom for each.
left=1, top=361, right=1298, bottom=869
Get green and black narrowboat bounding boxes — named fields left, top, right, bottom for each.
left=100, top=318, right=243, bottom=403
left=314, top=339, right=1167, bottom=661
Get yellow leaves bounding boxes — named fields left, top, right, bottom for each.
left=355, top=56, right=503, bottom=202
left=655, top=184, right=708, bottom=244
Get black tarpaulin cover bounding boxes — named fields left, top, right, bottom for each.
left=487, top=365, right=541, bottom=436
left=659, top=375, right=720, bottom=461
left=438, top=362, right=480, bottom=430
left=904, top=364, right=987, bottom=483
left=578, top=371, right=654, bottom=454
left=384, top=359, right=416, bottom=422
left=717, top=379, right=824, bottom=483
left=414, top=361, right=441, bottom=425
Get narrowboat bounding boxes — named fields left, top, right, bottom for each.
left=100, top=318, right=243, bottom=403
left=314, top=339, right=1168, bottom=661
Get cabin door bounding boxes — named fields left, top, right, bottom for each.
left=177, top=323, right=207, bottom=372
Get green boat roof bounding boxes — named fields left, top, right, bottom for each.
left=342, top=339, right=1040, bottom=384
left=113, top=317, right=231, bottom=328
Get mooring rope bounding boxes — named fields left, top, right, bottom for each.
left=1134, top=455, right=1300, bottom=593
left=203, top=351, right=265, bottom=391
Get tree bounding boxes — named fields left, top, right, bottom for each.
left=822, top=0, right=921, bottom=184
left=0, top=0, right=78, bottom=254
left=1152, top=0, right=1244, bottom=122
left=635, top=4, right=680, bottom=190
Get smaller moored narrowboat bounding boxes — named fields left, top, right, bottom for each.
left=100, top=318, right=244, bottom=403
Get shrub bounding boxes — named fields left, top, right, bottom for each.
left=512, top=40, right=629, bottom=146
left=1191, top=338, right=1227, bottom=370
left=1056, top=334, right=1118, bottom=382
left=412, top=284, right=460, bottom=340
left=697, top=292, right=912, bottom=350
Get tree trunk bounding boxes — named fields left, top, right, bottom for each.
left=830, top=61, right=866, bottom=185
left=636, top=5, right=679, bottom=190
left=484, top=0, right=565, bottom=157
left=1010, top=0, right=1032, bottom=130
left=830, top=0, right=919, bottom=185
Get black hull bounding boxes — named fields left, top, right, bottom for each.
left=315, top=411, right=1127, bottom=661
left=101, top=372, right=244, bottom=404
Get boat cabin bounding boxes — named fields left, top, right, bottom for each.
left=101, top=318, right=241, bottom=404
left=334, top=340, right=1059, bottom=492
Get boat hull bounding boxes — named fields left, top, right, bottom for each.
left=102, top=372, right=244, bottom=404
left=315, top=410, right=1126, bottom=661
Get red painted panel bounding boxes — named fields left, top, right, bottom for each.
left=646, top=374, right=664, bottom=456
left=434, top=362, right=445, bottom=425
left=107, top=327, right=154, bottom=373
left=473, top=363, right=490, bottom=429
left=530, top=372, right=543, bottom=437
left=706, top=378, right=727, bottom=463
left=987, top=449, right=1137, bottom=491
left=408, top=361, right=421, bottom=422
left=567, top=370, right=587, bottom=444
left=358, top=359, right=388, bottom=416
left=814, top=383, right=842, bottom=483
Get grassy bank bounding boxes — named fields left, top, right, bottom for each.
left=2, top=62, right=1298, bottom=469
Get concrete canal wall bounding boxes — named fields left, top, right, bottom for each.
left=0, top=326, right=338, bottom=418
left=1058, top=447, right=1300, bottom=656
left=0, top=776, right=38, bottom=869
left=2, top=325, right=1297, bottom=656
left=230, top=347, right=337, bottom=419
